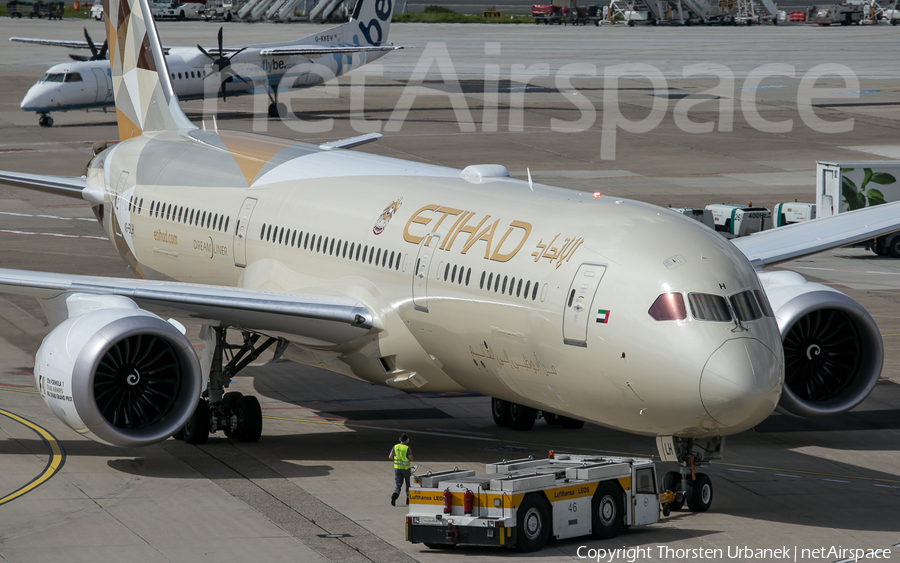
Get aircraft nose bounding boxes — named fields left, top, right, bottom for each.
left=700, top=338, right=782, bottom=430
left=20, top=88, right=46, bottom=111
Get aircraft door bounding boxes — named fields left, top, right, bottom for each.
left=91, top=68, right=111, bottom=102
left=233, top=197, right=258, bottom=268
left=632, top=465, right=658, bottom=526
left=562, top=262, right=607, bottom=347
left=412, top=232, right=441, bottom=312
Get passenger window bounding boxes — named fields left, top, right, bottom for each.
left=396, top=253, right=401, bottom=270
left=509, top=277, right=515, bottom=295
left=382, top=249, right=387, bottom=267
left=368, top=246, right=374, bottom=264
left=494, top=275, right=500, bottom=292
left=376, top=248, right=382, bottom=265
left=451, top=264, right=457, bottom=283
left=177, top=207, right=183, bottom=222
left=350, top=242, right=355, bottom=258
left=502, top=275, right=508, bottom=294
left=266, top=224, right=272, bottom=241
left=304, top=232, right=309, bottom=249
left=291, top=231, right=297, bottom=247
left=213, top=213, right=218, bottom=229
left=389, top=251, right=395, bottom=269
left=202, top=211, right=207, bottom=226
left=524, top=280, right=531, bottom=298
left=688, top=293, right=731, bottom=322
left=138, top=198, right=143, bottom=213
left=317, top=236, right=322, bottom=252
left=532, top=281, right=539, bottom=300
left=166, top=204, right=172, bottom=220
left=260, top=224, right=266, bottom=239
left=480, top=271, right=486, bottom=289
left=487, top=272, right=493, bottom=290
left=343, top=241, right=349, bottom=258
left=330, top=238, right=335, bottom=255
left=190, top=209, right=195, bottom=224
left=444, top=263, right=450, bottom=281
left=278, top=228, right=284, bottom=244
left=178, top=72, right=182, bottom=79
left=465, top=268, right=470, bottom=285
left=218, top=215, right=224, bottom=231
left=324, top=236, right=329, bottom=252
left=516, top=279, right=522, bottom=297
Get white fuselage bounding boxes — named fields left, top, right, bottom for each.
left=85, top=128, right=785, bottom=440
left=20, top=47, right=383, bottom=114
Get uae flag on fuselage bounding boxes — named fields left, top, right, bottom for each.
left=596, top=309, right=610, bottom=323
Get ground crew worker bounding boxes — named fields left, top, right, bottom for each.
left=389, top=434, right=414, bottom=506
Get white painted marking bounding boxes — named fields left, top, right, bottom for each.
left=774, top=473, right=802, bottom=478
left=727, top=468, right=754, bottom=473
left=822, top=478, right=850, bottom=483
left=872, top=483, right=899, bottom=489
left=0, top=230, right=106, bottom=241
left=0, top=211, right=94, bottom=222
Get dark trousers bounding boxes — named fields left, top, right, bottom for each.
left=393, top=468, right=411, bottom=497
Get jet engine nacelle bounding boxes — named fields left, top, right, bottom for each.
left=758, top=271, right=882, bottom=418
left=34, top=294, right=201, bottom=446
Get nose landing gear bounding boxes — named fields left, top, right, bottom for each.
left=657, top=436, right=722, bottom=513
left=38, top=113, right=54, bottom=127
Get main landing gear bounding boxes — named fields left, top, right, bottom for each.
left=266, top=89, right=287, bottom=119
left=176, top=326, right=283, bottom=445
left=491, top=398, right=585, bottom=431
left=657, top=436, right=722, bottom=513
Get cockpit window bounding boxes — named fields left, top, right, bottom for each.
left=648, top=293, right=686, bottom=321
left=730, top=290, right=762, bottom=322
left=41, top=73, right=65, bottom=83
left=688, top=293, right=731, bottom=322
left=64, top=73, right=83, bottom=82
left=754, top=289, right=775, bottom=317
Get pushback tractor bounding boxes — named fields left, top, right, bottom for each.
left=405, top=453, right=679, bottom=552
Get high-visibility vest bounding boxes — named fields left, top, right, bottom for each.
left=393, top=444, right=410, bottom=470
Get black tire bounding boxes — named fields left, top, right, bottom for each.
left=888, top=236, right=900, bottom=258
left=591, top=482, right=623, bottom=539
left=178, top=9, right=185, bottom=20
left=236, top=395, right=263, bottom=442
left=628, top=19, right=635, bottom=26
left=515, top=494, right=551, bottom=552
left=663, top=471, right=685, bottom=511
left=509, top=403, right=536, bottom=431
left=543, top=412, right=560, bottom=425
left=183, top=400, right=210, bottom=445
left=559, top=415, right=585, bottom=429
left=686, top=473, right=713, bottom=512
left=491, top=398, right=511, bottom=426
left=222, top=391, right=243, bottom=438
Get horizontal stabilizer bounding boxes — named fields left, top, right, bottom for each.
left=319, top=132, right=382, bottom=151
left=733, top=200, right=900, bottom=267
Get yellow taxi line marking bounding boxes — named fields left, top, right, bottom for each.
left=0, top=408, right=66, bottom=506
left=0, top=387, right=40, bottom=395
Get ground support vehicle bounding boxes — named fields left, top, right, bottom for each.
left=532, top=0, right=589, bottom=23
left=705, top=203, right=772, bottom=237
left=667, top=207, right=716, bottom=229
left=773, top=202, right=816, bottom=227
left=811, top=1, right=865, bottom=24
left=405, top=453, right=677, bottom=552
left=153, top=0, right=205, bottom=19
left=817, top=160, right=900, bottom=255
left=201, top=0, right=235, bottom=20
left=5, top=0, right=28, bottom=16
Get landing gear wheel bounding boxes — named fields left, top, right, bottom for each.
left=222, top=391, right=243, bottom=438
left=627, top=19, right=635, bottom=26
left=543, top=412, right=560, bottom=425
left=559, top=415, right=585, bottom=429
left=663, top=471, right=685, bottom=511
left=591, top=482, right=624, bottom=539
left=508, top=403, right=536, bottom=431
left=38, top=115, right=53, bottom=127
left=236, top=395, right=262, bottom=442
left=888, top=237, right=900, bottom=258
left=491, top=398, right=511, bottom=427
left=183, top=399, right=210, bottom=445
left=686, top=473, right=713, bottom=512
left=515, top=494, right=551, bottom=552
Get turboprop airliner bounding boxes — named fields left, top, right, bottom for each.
left=0, top=0, right=898, bottom=541
left=11, top=0, right=402, bottom=127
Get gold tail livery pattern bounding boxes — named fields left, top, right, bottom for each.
left=103, top=0, right=193, bottom=140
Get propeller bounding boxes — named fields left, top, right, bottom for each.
left=69, top=27, right=108, bottom=61
left=197, top=27, right=248, bottom=101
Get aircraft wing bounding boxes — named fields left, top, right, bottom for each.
left=258, top=45, right=407, bottom=56
left=0, top=268, right=376, bottom=347
left=0, top=170, right=94, bottom=200
left=732, top=200, right=900, bottom=267
left=9, top=37, right=171, bottom=54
